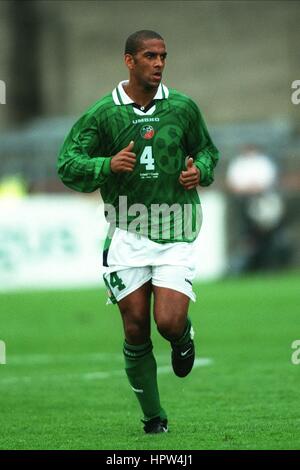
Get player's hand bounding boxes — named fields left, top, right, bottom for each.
left=179, top=157, right=200, bottom=190
left=110, top=141, right=136, bottom=173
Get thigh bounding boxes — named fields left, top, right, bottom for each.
left=152, top=285, right=190, bottom=319
left=152, top=265, right=195, bottom=337
left=104, top=267, right=152, bottom=344
left=152, top=285, right=190, bottom=338
left=118, top=280, right=152, bottom=344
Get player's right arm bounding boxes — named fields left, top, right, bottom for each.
left=57, top=113, right=136, bottom=193
left=110, top=141, right=136, bottom=173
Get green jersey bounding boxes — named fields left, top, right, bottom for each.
left=57, top=81, right=219, bottom=243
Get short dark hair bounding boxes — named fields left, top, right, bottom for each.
left=125, top=30, right=164, bottom=55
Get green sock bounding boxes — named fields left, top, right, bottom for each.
left=123, top=339, right=167, bottom=421
left=171, top=317, right=193, bottom=347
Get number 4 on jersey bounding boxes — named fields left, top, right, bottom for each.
left=140, top=146, right=155, bottom=171
left=110, top=272, right=126, bottom=291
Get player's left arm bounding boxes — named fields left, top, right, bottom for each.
left=179, top=100, right=220, bottom=190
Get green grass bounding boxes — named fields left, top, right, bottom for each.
left=1, top=271, right=300, bottom=450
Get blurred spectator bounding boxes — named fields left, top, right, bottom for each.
left=226, top=145, right=292, bottom=274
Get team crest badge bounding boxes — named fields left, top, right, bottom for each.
left=140, top=125, right=155, bottom=140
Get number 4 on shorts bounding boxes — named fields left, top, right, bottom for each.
left=110, top=272, right=126, bottom=291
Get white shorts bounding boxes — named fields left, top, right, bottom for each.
left=102, top=228, right=198, bottom=303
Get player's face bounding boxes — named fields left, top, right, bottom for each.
left=127, top=39, right=167, bottom=89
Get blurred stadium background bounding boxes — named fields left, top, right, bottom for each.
left=0, top=0, right=299, bottom=450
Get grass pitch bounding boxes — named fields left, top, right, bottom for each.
left=0, top=271, right=300, bottom=450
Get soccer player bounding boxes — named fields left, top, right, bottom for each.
left=57, top=30, right=219, bottom=434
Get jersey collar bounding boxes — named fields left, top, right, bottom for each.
left=112, top=80, right=169, bottom=106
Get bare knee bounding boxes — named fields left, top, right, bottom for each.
left=118, top=282, right=152, bottom=344
left=156, top=315, right=185, bottom=340
left=119, top=305, right=150, bottom=344
left=124, top=319, right=149, bottom=344
left=153, top=286, right=189, bottom=341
